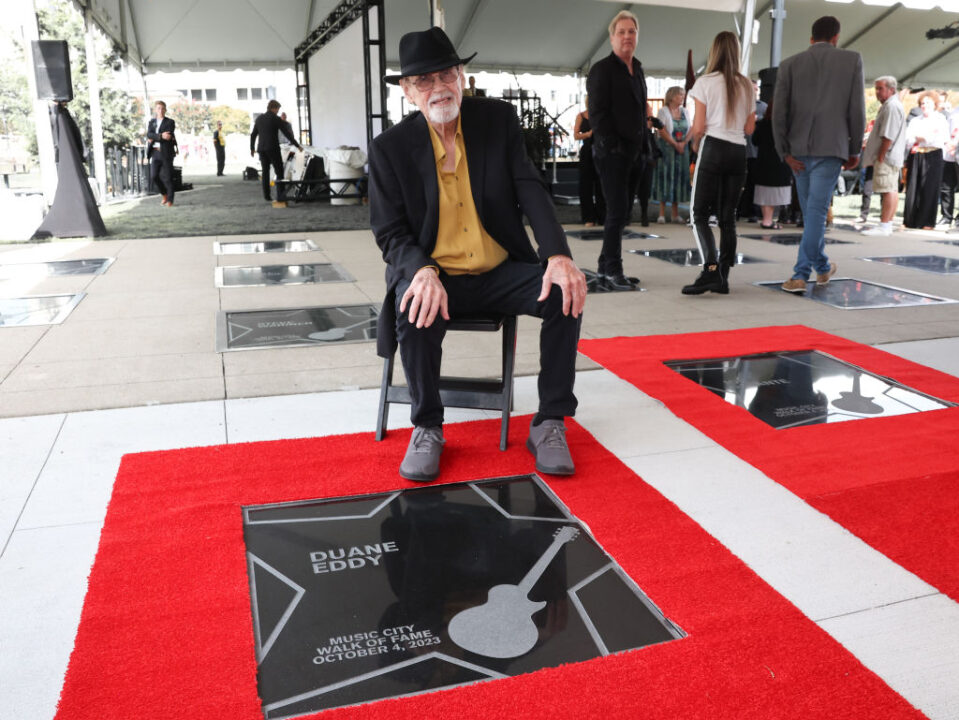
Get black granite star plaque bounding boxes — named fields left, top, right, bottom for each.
left=216, top=304, right=378, bottom=351
left=242, top=475, right=683, bottom=717
left=666, top=350, right=954, bottom=429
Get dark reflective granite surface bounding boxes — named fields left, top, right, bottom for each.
left=629, top=249, right=766, bottom=266
left=666, top=350, right=954, bottom=429
left=0, top=294, right=85, bottom=327
left=740, top=233, right=853, bottom=245
left=217, top=263, right=353, bottom=287
left=218, top=304, right=378, bottom=351
left=0, top=258, right=113, bottom=279
left=214, top=239, right=319, bottom=255
left=755, top=278, right=956, bottom=309
left=566, top=229, right=657, bottom=240
left=243, top=475, right=682, bottom=717
left=861, top=255, right=959, bottom=274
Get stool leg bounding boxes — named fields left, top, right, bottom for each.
left=499, top=316, right=517, bottom=451
left=375, top=353, right=395, bottom=441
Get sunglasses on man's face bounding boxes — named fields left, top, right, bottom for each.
left=410, top=67, right=460, bottom=92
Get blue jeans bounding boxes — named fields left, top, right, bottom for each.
left=792, top=156, right=842, bottom=280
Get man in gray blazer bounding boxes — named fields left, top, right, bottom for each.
left=772, top=16, right=865, bottom=292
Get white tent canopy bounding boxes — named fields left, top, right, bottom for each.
left=76, top=0, right=959, bottom=88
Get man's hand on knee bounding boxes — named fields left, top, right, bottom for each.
left=400, top=266, right=450, bottom=328
left=539, top=256, right=587, bottom=318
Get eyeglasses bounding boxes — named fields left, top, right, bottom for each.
left=410, top=67, right=459, bottom=92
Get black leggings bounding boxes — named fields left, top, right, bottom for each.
left=690, top=136, right=746, bottom=268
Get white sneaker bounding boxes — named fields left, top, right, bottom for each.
left=861, top=226, right=892, bottom=237
left=656, top=216, right=666, bottom=224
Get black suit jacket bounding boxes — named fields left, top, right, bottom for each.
left=251, top=111, right=298, bottom=155
left=369, top=96, right=571, bottom=356
left=587, top=52, right=649, bottom=157
left=146, top=116, right=177, bottom=160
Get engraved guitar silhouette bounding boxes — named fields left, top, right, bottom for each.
left=448, top=526, right=578, bottom=658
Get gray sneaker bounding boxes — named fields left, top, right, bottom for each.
left=399, top=426, right=445, bottom=482
left=526, top=419, right=575, bottom=475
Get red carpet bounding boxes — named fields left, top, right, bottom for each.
left=580, top=325, right=959, bottom=601
left=55, top=415, right=924, bottom=719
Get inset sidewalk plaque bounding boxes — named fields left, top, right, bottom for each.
left=213, top=239, right=319, bottom=255
left=666, top=350, right=954, bottom=429
left=243, top=474, right=683, bottom=717
left=216, top=304, right=378, bottom=351
left=741, top=233, right=852, bottom=245
left=860, top=255, right=959, bottom=274
left=0, top=258, right=114, bottom=279
left=0, top=293, right=85, bottom=327
left=566, top=229, right=658, bottom=240
left=629, top=249, right=766, bottom=266
left=215, top=263, right=354, bottom=287
left=755, top=278, right=957, bottom=309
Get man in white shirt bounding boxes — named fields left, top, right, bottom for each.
left=861, top=76, right=907, bottom=237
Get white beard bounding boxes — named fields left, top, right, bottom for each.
left=426, top=91, right=460, bottom=125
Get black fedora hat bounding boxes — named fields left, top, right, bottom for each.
left=384, top=27, right=476, bottom=85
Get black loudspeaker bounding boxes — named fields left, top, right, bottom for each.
left=32, top=40, right=73, bottom=102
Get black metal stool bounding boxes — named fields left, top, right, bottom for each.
left=375, top=314, right=517, bottom=451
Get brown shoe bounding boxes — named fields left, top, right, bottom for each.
left=781, top=278, right=807, bottom=293
left=816, top=262, right=837, bottom=285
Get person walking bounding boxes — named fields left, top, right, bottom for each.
left=772, top=15, right=865, bottom=293
left=681, top=32, right=755, bottom=295
left=146, top=100, right=177, bottom=206
left=250, top=100, right=302, bottom=203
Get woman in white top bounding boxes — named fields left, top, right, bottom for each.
left=903, top=91, right=949, bottom=229
left=681, top=31, right=756, bottom=295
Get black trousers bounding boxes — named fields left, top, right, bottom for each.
left=940, top=160, right=957, bottom=222
left=259, top=149, right=284, bottom=201
left=150, top=153, right=174, bottom=203
left=215, top=146, right=225, bottom=176
left=594, top=149, right=643, bottom=275
left=904, top=150, right=943, bottom=228
left=690, top=136, right=746, bottom=268
left=394, top=260, right=581, bottom=428
left=578, top=147, right=605, bottom=224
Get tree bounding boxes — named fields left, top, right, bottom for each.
left=0, top=28, right=32, bottom=138
left=35, top=0, right=141, bottom=151
left=168, top=98, right=213, bottom=134
left=211, top=105, right=251, bottom=135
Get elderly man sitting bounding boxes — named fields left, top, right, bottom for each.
left=369, top=27, right=587, bottom=482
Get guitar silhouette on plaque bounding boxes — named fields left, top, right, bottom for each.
left=448, top=526, right=579, bottom=658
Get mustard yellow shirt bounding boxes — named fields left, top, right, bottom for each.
left=427, top=117, right=507, bottom=275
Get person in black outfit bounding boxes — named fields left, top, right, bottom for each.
left=574, top=102, right=604, bottom=226
left=250, top=100, right=301, bottom=202
left=586, top=9, right=651, bottom=290
left=212, top=121, right=226, bottom=176
left=146, top=100, right=177, bottom=206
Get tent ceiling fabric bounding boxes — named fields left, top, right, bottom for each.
left=83, top=0, right=959, bottom=87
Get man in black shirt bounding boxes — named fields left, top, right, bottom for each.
left=587, top=9, right=651, bottom=290
left=250, top=100, right=301, bottom=202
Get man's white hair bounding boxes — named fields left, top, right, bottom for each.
left=875, top=75, right=897, bottom=92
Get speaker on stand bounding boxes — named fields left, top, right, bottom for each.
left=32, top=40, right=73, bottom=102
